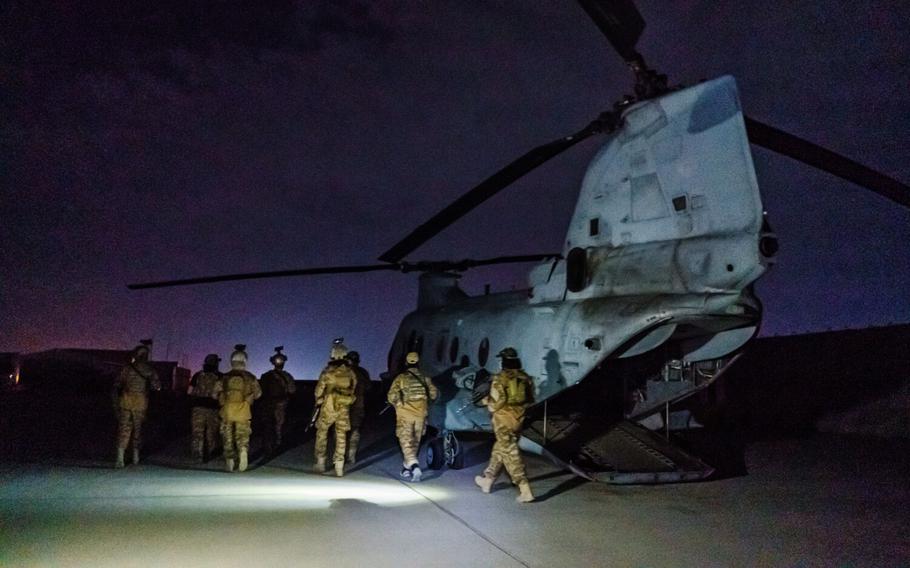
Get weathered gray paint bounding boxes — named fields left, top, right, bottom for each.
left=389, top=77, right=771, bottom=434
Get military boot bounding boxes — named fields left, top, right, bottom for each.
left=474, top=474, right=494, bottom=494
left=334, top=461, right=345, bottom=477
left=238, top=450, right=248, bottom=472
left=132, top=448, right=140, bottom=466
left=115, top=448, right=125, bottom=469
left=410, top=465, right=422, bottom=483
left=313, top=458, right=326, bottom=474
left=346, top=447, right=357, bottom=467
left=516, top=481, right=534, bottom=503
left=225, top=458, right=235, bottom=473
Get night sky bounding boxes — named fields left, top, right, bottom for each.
left=3, top=1, right=909, bottom=378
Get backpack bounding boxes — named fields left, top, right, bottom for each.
left=504, top=373, right=528, bottom=406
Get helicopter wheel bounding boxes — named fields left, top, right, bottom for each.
left=425, top=437, right=445, bottom=470
left=443, top=431, right=464, bottom=470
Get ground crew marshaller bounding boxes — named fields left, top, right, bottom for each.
left=187, top=354, right=222, bottom=463
left=388, top=351, right=437, bottom=482
left=213, top=344, right=261, bottom=473
left=474, top=347, right=535, bottom=503
left=345, top=350, right=370, bottom=466
left=259, top=346, right=296, bottom=454
left=112, top=341, right=161, bottom=468
left=313, top=340, right=357, bottom=477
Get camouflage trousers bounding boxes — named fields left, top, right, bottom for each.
left=395, top=413, right=426, bottom=468
left=315, top=406, right=350, bottom=465
left=483, top=410, right=527, bottom=485
left=221, top=420, right=252, bottom=460
left=117, top=408, right=146, bottom=450
left=191, top=407, right=220, bottom=458
left=262, top=399, right=288, bottom=451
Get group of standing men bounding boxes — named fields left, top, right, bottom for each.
left=111, top=339, right=535, bottom=502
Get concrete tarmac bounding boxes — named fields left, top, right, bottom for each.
left=1, top=433, right=908, bottom=567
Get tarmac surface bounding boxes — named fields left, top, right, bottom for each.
left=1, top=430, right=908, bottom=568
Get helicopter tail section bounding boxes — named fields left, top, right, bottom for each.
left=551, top=76, right=769, bottom=300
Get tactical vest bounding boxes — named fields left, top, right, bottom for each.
left=119, top=364, right=155, bottom=411
left=190, top=371, right=220, bottom=408
left=321, top=364, right=355, bottom=408
left=401, top=370, right=430, bottom=403
left=220, top=371, right=253, bottom=422
left=191, top=371, right=220, bottom=398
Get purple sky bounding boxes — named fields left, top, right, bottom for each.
left=3, top=1, right=909, bottom=378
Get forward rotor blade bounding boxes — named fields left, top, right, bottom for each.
left=745, top=116, right=910, bottom=210
left=379, top=114, right=616, bottom=263
left=576, top=0, right=646, bottom=62
left=127, top=264, right=398, bottom=290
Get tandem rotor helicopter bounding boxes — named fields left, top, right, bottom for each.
left=130, top=0, right=910, bottom=482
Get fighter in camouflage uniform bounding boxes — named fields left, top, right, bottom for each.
left=213, top=344, right=261, bottom=472
left=344, top=350, right=370, bottom=466
left=387, top=351, right=437, bottom=482
left=187, top=354, right=222, bottom=463
left=474, top=347, right=535, bottom=503
left=313, top=340, right=357, bottom=477
left=112, top=341, right=161, bottom=468
left=259, top=346, right=296, bottom=454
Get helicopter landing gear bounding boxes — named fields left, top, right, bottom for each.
left=425, top=430, right=464, bottom=470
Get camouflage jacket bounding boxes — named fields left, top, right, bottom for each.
left=388, top=367, right=437, bottom=417
left=188, top=370, right=221, bottom=408
left=315, top=361, right=356, bottom=413
left=113, top=362, right=161, bottom=411
left=213, top=369, right=261, bottom=422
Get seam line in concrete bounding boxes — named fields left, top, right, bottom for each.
left=380, top=466, right=531, bottom=568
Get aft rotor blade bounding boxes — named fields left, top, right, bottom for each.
left=403, top=253, right=562, bottom=273
left=576, top=0, right=646, bottom=62
left=745, top=116, right=910, bottom=210
left=379, top=115, right=615, bottom=263
left=127, top=264, right=398, bottom=290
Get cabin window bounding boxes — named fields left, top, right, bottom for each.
left=449, top=337, right=460, bottom=363
left=589, top=218, right=599, bottom=236
left=566, top=247, right=587, bottom=292
left=478, top=338, right=490, bottom=367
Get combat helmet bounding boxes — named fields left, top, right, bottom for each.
left=270, top=346, right=288, bottom=367
left=497, top=347, right=519, bottom=359
left=497, top=346, right=522, bottom=369
left=230, top=344, right=248, bottom=368
left=132, top=339, right=153, bottom=362
left=330, top=338, right=348, bottom=361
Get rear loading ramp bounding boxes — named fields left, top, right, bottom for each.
left=521, top=418, right=714, bottom=484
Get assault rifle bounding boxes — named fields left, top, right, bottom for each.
left=304, top=401, right=322, bottom=432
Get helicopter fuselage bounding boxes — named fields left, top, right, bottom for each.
left=386, top=75, right=774, bottom=435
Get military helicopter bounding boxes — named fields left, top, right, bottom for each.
left=130, top=0, right=910, bottom=482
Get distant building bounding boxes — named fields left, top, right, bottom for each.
left=20, top=348, right=190, bottom=393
